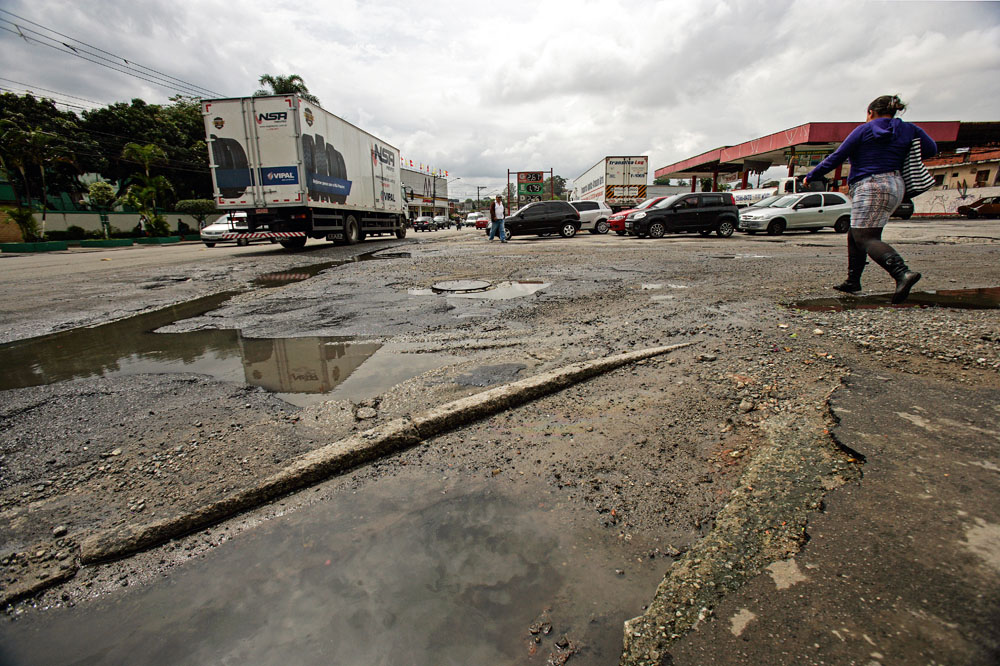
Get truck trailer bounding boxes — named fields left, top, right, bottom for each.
left=572, top=156, right=648, bottom=212
left=202, top=95, right=407, bottom=249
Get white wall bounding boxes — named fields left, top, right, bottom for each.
left=913, top=186, right=1000, bottom=216
left=28, top=212, right=204, bottom=233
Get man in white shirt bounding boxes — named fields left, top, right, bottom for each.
left=488, top=195, right=507, bottom=243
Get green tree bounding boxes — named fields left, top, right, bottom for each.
left=3, top=206, right=39, bottom=241
left=541, top=174, right=567, bottom=199
left=654, top=176, right=672, bottom=186
left=255, top=74, right=320, bottom=104
left=87, top=181, right=117, bottom=210
left=175, top=199, right=217, bottom=227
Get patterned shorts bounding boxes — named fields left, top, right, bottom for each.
left=849, top=171, right=904, bottom=229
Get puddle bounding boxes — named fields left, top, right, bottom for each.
left=788, top=286, right=1000, bottom=312
left=710, top=254, right=771, bottom=260
left=0, top=249, right=452, bottom=405
left=253, top=250, right=411, bottom=286
left=0, top=472, right=662, bottom=665
left=411, top=281, right=550, bottom=300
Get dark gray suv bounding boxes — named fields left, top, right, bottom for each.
left=502, top=200, right=581, bottom=239
left=625, top=192, right=738, bottom=239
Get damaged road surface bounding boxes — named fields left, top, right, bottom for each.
left=1, top=221, right=999, bottom=664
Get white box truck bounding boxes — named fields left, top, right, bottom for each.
left=572, top=156, right=648, bottom=211
left=202, top=95, right=407, bottom=249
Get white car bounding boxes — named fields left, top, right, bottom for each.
left=569, top=200, right=613, bottom=234
left=738, top=192, right=852, bottom=235
left=200, top=212, right=275, bottom=247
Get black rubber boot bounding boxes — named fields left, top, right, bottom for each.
left=875, top=252, right=921, bottom=304
left=834, top=233, right=866, bottom=293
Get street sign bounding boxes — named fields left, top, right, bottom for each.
left=518, top=171, right=543, bottom=183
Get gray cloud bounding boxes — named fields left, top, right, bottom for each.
left=2, top=0, right=998, bottom=190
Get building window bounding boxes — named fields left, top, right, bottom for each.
left=975, top=170, right=989, bottom=187
left=933, top=174, right=945, bottom=187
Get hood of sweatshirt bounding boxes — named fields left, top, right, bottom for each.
left=869, top=117, right=904, bottom=142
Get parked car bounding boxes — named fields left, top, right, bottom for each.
left=747, top=194, right=784, bottom=210
left=466, top=212, right=488, bottom=230
left=501, top=200, right=581, bottom=239
left=413, top=216, right=435, bottom=231
left=201, top=212, right=276, bottom=247
left=608, top=197, right=669, bottom=235
left=569, top=200, right=613, bottom=234
left=738, top=191, right=851, bottom=235
left=957, top=196, right=1000, bottom=219
left=433, top=215, right=449, bottom=229
left=625, top=192, right=738, bottom=239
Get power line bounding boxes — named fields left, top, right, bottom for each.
left=0, top=19, right=223, bottom=100
left=0, top=77, right=107, bottom=106
left=0, top=85, right=91, bottom=111
left=0, top=8, right=223, bottom=98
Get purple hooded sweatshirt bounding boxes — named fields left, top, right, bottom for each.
left=806, top=117, right=938, bottom=186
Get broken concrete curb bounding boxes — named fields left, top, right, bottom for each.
left=78, top=342, right=694, bottom=566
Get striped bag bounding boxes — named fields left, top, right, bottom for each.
left=901, top=137, right=934, bottom=198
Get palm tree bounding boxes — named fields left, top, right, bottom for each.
left=121, top=143, right=172, bottom=222
left=254, top=74, right=320, bottom=105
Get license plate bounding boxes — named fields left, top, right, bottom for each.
left=255, top=208, right=269, bottom=214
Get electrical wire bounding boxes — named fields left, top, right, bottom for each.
left=0, top=20, right=221, bottom=99
left=0, top=77, right=107, bottom=107
left=0, top=8, right=222, bottom=97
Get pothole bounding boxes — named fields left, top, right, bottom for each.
left=788, top=286, right=1000, bottom=312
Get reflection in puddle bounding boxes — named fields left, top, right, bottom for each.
left=253, top=250, right=411, bottom=287
left=411, top=281, right=549, bottom=300
left=788, top=286, right=1000, bottom=312
left=0, top=294, right=449, bottom=406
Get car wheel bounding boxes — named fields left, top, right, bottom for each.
left=766, top=219, right=786, bottom=235
left=503, top=228, right=512, bottom=241
left=236, top=237, right=249, bottom=246
left=966, top=210, right=979, bottom=220
left=716, top=220, right=735, bottom=238
left=833, top=216, right=850, bottom=233
left=596, top=220, right=609, bottom=234
left=203, top=242, right=216, bottom=248
left=648, top=222, right=665, bottom=239
left=898, top=212, right=913, bottom=220
left=279, top=236, right=307, bottom=249
left=559, top=222, right=577, bottom=238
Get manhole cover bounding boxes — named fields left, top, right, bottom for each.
left=431, top=280, right=492, bottom=294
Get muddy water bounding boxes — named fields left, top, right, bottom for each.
left=788, top=286, right=1000, bottom=312
left=0, top=249, right=455, bottom=405
left=0, top=472, right=662, bottom=665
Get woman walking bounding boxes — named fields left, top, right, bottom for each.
left=805, top=95, right=937, bottom=304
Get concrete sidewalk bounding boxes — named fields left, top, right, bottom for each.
left=665, top=366, right=1000, bottom=665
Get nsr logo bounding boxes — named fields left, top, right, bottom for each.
left=256, top=112, right=288, bottom=124
left=372, top=144, right=395, bottom=167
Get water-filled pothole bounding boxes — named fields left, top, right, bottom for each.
left=788, top=286, right=1000, bottom=312
left=411, top=281, right=549, bottom=300
left=253, top=250, right=411, bottom=286
left=0, top=250, right=449, bottom=405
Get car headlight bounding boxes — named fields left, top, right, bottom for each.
left=632, top=212, right=647, bottom=220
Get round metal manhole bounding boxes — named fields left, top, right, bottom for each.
left=431, top=280, right=492, bottom=294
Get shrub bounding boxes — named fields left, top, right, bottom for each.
left=66, top=225, right=88, bottom=240
left=3, top=207, right=40, bottom=241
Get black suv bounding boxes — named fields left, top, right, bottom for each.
left=502, top=200, right=581, bottom=239
left=625, top=192, right=738, bottom=238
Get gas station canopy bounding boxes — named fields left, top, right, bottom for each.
left=654, top=121, right=1000, bottom=181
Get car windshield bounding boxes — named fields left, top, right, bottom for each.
left=635, top=198, right=660, bottom=210
left=653, top=195, right=683, bottom=209
left=769, top=195, right=800, bottom=208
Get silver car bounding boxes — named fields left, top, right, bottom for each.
left=569, top=200, right=613, bottom=234
left=738, top=192, right=851, bottom=235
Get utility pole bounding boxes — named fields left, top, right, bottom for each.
left=476, top=186, right=485, bottom=211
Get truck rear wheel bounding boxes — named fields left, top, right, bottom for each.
left=395, top=225, right=407, bottom=239
left=279, top=236, right=307, bottom=249
left=343, top=216, right=360, bottom=244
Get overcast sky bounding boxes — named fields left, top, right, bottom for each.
left=2, top=0, right=999, bottom=199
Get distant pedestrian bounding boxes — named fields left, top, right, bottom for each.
left=488, top=195, right=507, bottom=243
left=805, top=94, right=937, bottom=304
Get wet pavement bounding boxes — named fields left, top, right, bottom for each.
left=788, top=286, right=1000, bottom=312
left=0, top=470, right=663, bottom=665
